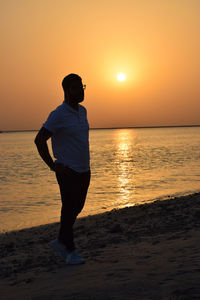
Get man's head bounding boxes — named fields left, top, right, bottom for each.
left=62, top=74, right=85, bottom=105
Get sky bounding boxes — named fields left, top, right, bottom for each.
left=1, top=0, right=200, bottom=130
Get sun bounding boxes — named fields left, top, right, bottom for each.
left=117, top=73, right=126, bottom=82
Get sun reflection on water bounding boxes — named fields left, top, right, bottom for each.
left=115, top=130, right=136, bottom=207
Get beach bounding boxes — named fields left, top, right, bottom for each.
left=0, top=193, right=200, bottom=300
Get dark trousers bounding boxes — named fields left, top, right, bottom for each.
left=56, top=169, right=90, bottom=252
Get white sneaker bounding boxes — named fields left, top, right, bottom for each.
left=50, top=239, right=68, bottom=261
left=66, top=251, right=85, bottom=265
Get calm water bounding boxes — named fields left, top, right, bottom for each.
left=0, top=127, right=200, bottom=233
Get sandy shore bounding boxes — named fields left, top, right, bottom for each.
left=0, top=193, right=200, bottom=300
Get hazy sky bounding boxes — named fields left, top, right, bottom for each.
left=1, top=0, right=200, bottom=130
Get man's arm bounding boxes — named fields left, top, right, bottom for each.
left=34, top=127, right=56, bottom=171
left=34, top=127, right=69, bottom=174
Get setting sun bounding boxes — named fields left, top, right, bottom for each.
left=117, top=73, right=126, bottom=82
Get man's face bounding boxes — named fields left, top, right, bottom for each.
left=67, top=79, right=85, bottom=104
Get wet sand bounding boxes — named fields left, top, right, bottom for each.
left=0, top=193, right=200, bottom=300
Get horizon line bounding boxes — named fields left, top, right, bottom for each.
left=1, top=124, right=200, bottom=133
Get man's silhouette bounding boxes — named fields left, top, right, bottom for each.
left=34, top=74, right=90, bottom=264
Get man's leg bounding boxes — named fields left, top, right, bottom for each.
left=56, top=170, right=90, bottom=252
left=73, top=170, right=91, bottom=216
left=56, top=171, right=76, bottom=252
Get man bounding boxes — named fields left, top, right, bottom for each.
left=34, top=73, right=90, bottom=265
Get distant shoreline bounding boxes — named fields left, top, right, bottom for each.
left=1, top=124, right=200, bottom=133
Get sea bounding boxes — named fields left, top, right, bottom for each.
left=0, top=126, right=200, bottom=233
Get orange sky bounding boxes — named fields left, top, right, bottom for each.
left=1, top=0, right=200, bottom=130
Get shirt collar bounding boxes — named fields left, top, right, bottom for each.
left=63, top=101, right=80, bottom=113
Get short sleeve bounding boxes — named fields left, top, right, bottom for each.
left=43, top=110, right=61, bottom=134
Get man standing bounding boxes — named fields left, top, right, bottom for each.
left=34, top=74, right=90, bottom=265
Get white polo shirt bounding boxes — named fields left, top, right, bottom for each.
left=43, top=101, right=90, bottom=173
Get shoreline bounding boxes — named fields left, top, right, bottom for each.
left=1, top=190, right=200, bottom=235
left=1, top=192, right=200, bottom=299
